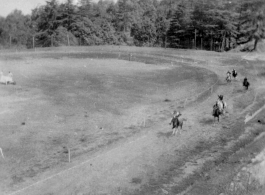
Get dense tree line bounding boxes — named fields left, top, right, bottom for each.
left=0, top=0, right=264, bottom=51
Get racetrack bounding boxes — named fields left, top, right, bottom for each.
left=0, top=46, right=264, bottom=195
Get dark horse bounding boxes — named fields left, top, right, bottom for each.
left=212, top=102, right=222, bottom=122
left=232, top=69, right=238, bottom=80
left=243, top=77, right=250, bottom=90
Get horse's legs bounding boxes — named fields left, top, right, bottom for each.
left=176, top=128, right=179, bottom=135
left=172, top=128, right=176, bottom=135
left=179, top=125, right=183, bottom=134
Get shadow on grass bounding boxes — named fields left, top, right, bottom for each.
left=233, top=88, right=245, bottom=94
left=157, top=131, right=172, bottom=138
left=200, top=117, right=214, bottom=125
left=218, top=82, right=229, bottom=86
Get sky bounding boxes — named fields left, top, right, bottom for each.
left=0, top=0, right=103, bottom=17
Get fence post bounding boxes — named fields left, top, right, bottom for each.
left=0, top=148, right=4, bottom=159
left=33, top=36, right=35, bottom=50
left=67, top=33, right=70, bottom=46
left=68, top=147, right=71, bottom=163
left=9, top=35, right=12, bottom=48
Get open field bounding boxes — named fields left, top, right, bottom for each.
left=0, top=46, right=265, bottom=195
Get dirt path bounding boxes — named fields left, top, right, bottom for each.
left=3, top=48, right=265, bottom=195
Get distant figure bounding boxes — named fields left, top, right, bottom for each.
left=232, top=69, right=237, bottom=79
left=169, top=111, right=185, bottom=135
left=226, top=71, right=232, bottom=82
left=8, top=71, right=13, bottom=77
left=0, top=71, right=15, bottom=85
left=243, top=77, right=250, bottom=90
left=212, top=101, right=222, bottom=122
left=217, top=95, right=227, bottom=114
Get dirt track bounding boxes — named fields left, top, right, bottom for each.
left=1, top=47, right=265, bottom=195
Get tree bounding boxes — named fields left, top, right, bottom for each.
left=0, top=0, right=263, bottom=50
left=238, top=0, right=265, bottom=50
left=167, top=2, right=193, bottom=48
left=131, top=0, right=158, bottom=46
left=33, top=0, right=62, bottom=47
left=4, top=10, right=30, bottom=48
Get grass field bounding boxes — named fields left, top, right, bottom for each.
left=0, top=46, right=264, bottom=195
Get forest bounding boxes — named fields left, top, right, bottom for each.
left=0, top=0, right=264, bottom=51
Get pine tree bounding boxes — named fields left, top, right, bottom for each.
left=238, top=0, right=265, bottom=50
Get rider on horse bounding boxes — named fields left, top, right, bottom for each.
left=169, top=111, right=184, bottom=135
left=169, top=111, right=181, bottom=127
left=226, top=71, right=232, bottom=82
left=170, top=111, right=181, bottom=125
left=213, top=101, right=219, bottom=114
left=243, top=77, right=250, bottom=90
left=212, top=101, right=222, bottom=121
left=232, top=69, right=237, bottom=78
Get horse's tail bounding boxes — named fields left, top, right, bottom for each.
left=178, top=118, right=186, bottom=128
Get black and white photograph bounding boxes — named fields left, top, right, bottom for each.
left=0, top=0, right=265, bottom=195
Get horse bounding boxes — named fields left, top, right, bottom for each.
left=212, top=104, right=222, bottom=122
left=0, top=71, right=16, bottom=85
left=169, top=113, right=186, bottom=135
left=232, top=69, right=237, bottom=80
left=226, top=73, right=232, bottom=83
left=243, top=78, right=250, bottom=90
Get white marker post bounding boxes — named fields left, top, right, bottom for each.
left=184, top=98, right=188, bottom=108
left=0, top=147, right=4, bottom=159
left=68, top=147, right=71, bottom=163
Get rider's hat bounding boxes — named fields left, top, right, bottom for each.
left=173, top=110, right=181, bottom=116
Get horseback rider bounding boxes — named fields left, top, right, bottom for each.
left=232, top=69, right=237, bottom=77
left=169, top=110, right=185, bottom=135
left=169, top=111, right=181, bottom=126
left=243, top=77, right=250, bottom=89
left=226, top=70, right=232, bottom=82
